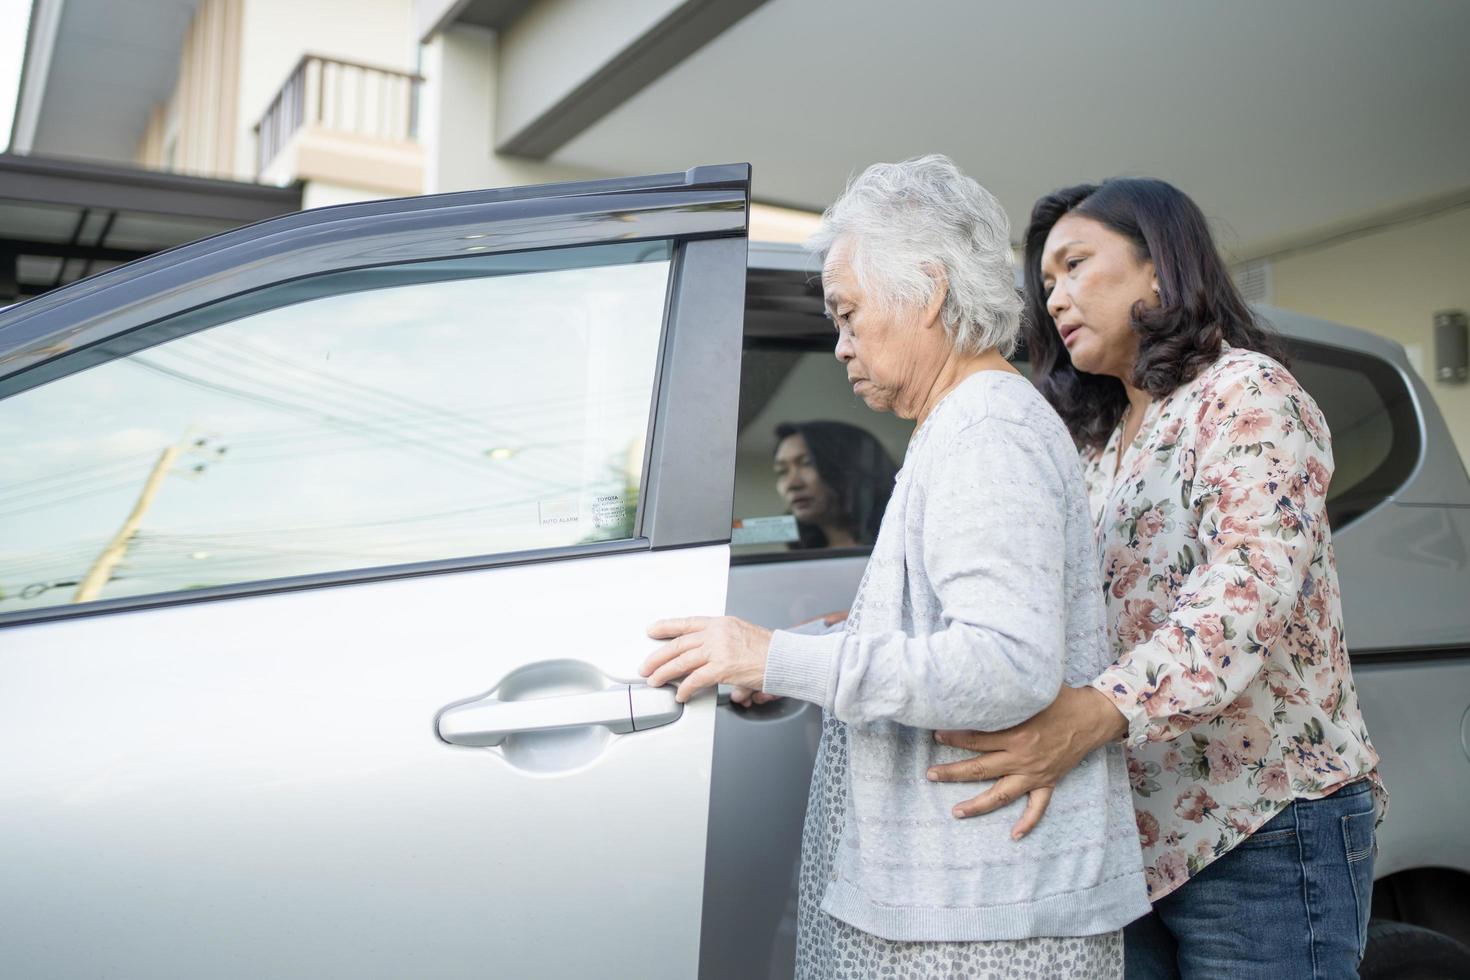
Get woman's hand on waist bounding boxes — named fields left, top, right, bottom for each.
left=927, top=685, right=1127, bottom=839
left=641, top=616, right=773, bottom=703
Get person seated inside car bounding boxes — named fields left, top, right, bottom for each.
left=772, top=420, right=897, bottom=550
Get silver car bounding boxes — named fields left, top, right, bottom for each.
left=1, top=168, right=1466, bottom=978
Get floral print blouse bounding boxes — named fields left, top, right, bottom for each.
left=1083, top=344, right=1386, bottom=901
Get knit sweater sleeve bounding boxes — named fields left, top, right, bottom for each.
left=763, top=417, right=1067, bottom=731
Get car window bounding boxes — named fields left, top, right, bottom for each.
left=1285, top=339, right=1421, bottom=529
left=0, top=240, right=672, bottom=615
left=732, top=342, right=912, bottom=560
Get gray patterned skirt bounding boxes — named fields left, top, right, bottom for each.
left=793, top=713, right=1123, bottom=980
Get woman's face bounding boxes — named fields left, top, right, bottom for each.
left=823, top=237, right=947, bottom=417
left=774, top=434, right=840, bottom=526
left=1039, top=213, right=1158, bottom=380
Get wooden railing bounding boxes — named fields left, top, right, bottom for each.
left=254, top=54, right=423, bottom=177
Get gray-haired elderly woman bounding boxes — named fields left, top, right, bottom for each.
left=641, top=155, right=1148, bottom=978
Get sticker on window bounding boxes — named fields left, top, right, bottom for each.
left=591, top=494, right=627, bottom=529
left=731, top=515, right=800, bottom=546
left=539, top=498, right=580, bottom=526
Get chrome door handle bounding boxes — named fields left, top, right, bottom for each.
left=438, top=684, right=683, bottom=747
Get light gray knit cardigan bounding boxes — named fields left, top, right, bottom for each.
left=763, top=370, right=1148, bottom=942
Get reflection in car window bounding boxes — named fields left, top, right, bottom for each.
left=0, top=241, right=672, bottom=615
left=1284, top=339, right=1420, bottom=529
left=733, top=345, right=911, bottom=559
left=1015, top=333, right=1414, bottom=531
left=774, top=421, right=898, bottom=548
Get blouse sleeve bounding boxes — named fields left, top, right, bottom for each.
left=1090, top=366, right=1334, bottom=747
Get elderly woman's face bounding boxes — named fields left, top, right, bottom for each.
left=1039, top=213, right=1158, bottom=380
left=823, top=238, right=946, bottom=417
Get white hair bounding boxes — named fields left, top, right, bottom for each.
left=807, top=154, right=1022, bottom=357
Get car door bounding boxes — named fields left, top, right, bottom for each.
left=0, top=165, right=749, bottom=979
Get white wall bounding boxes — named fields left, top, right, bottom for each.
left=1269, top=204, right=1470, bottom=470
left=495, top=0, right=679, bottom=145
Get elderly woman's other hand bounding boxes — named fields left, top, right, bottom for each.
left=728, top=686, right=781, bottom=707
left=926, top=685, right=1128, bottom=838
left=642, top=616, right=774, bottom=703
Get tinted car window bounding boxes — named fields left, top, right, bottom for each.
left=0, top=241, right=672, bottom=615
left=1285, top=339, right=1420, bottom=529
left=732, top=342, right=912, bottom=560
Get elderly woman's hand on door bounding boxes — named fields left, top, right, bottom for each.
left=641, top=616, right=774, bottom=703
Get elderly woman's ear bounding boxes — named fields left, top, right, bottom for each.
left=920, top=266, right=949, bottom=332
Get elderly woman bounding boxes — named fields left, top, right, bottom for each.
left=642, top=155, right=1148, bottom=979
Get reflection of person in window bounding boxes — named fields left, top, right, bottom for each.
left=773, top=421, right=897, bottom=549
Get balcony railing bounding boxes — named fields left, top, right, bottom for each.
left=255, top=54, right=423, bottom=178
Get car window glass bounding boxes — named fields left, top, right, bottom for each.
left=732, top=344, right=912, bottom=560
left=1009, top=337, right=1413, bottom=529
left=1285, top=339, right=1420, bottom=528
left=0, top=240, right=672, bottom=615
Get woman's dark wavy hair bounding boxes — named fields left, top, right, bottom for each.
left=774, top=420, right=898, bottom=549
left=1022, top=178, right=1287, bottom=449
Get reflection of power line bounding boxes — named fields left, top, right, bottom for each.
left=0, top=477, right=143, bottom=520
left=225, top=436, right=589, bottom=472
left=0, top=548, right=105, bottom=575
left=193, top=333, right=530, bottom=451
left=151, top=491, right=561, bottom=540
left=3, top=478, right=636, bottom=600
left=165, top=344, right=647, bottom=488
left=129, top=355, right=556, bottom=490
left=0, top=450, right=157, bottom=501
left=0, top=550, right=108, bottom=587
left=224, top=403, right=644, bottom=451
left=218, top=386, right=651, bottom=449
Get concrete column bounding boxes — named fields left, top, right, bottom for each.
left=418, top=24, right=604, bottom=195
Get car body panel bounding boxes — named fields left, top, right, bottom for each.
left=0, top=546, right=725, bottom=979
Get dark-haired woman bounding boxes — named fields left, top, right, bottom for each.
left=926, top=178, right=1386, bottom=978
left=773, top=420, right=897, bottom=550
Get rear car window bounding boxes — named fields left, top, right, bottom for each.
left=1285, top=338, right=1421, bottom=528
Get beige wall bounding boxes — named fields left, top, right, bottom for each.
left=137, top=0, right=420, bottom=198
left=136, top=0, right=243, bottom=179
left=1268, top=203, right=1470, bottom=469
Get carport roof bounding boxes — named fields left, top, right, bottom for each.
left=0, top=153, right=302, bottom=302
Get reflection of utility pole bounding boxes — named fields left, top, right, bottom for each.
left=72, top=440, right=184, bottom=604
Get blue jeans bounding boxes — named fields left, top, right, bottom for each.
left=1125, top=779, right=1376, bottom=979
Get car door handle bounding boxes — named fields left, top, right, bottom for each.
left=437, top=684, right=683, bottom=747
